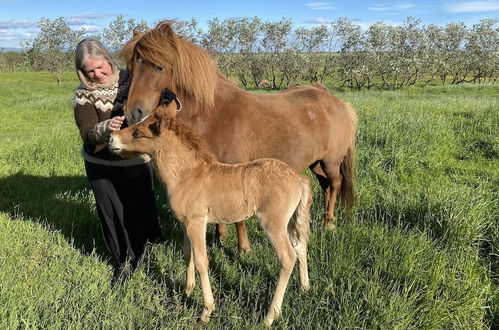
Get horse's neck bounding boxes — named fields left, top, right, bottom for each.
left=180, top=75, right=244, bottom=121
left=153, top=134, right=209, bottom=189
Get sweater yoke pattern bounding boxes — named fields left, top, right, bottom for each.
left=74, top=69, right=130, bottom=113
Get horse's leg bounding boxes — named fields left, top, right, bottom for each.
left=321, top=161, right=342, bottom=229
left=214, top=224, right=227, bottom=241
left=310, top=162, right=331, bottom=225
left=185, top=219, right=215, bottom=324
left=215, top=221, right=251, bottom=255
left=183, top=226, right=195, bottom=296
left=311, top=160, right=342, bottom=229
left=260, top=215, right=297, bottom=327
left=235, top=221, right=251, bottom=254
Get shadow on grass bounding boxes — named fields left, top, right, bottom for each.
left=0, top=171, right=186, bottom=264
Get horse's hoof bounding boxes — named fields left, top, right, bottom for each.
left=324, top=221, right=337, bottom=231
left=196, top=316, right=209, bottom=325
left=238, top=246, right=252, bottom=256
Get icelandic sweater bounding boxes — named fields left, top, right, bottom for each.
left=73, top=68, right=150, bottom=166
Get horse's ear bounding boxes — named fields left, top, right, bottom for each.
left=157, top=21, right=175, bottom=39
left=133, top=29, right=141, bottom=37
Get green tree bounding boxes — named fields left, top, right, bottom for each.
left=101, top=15, right=149, bottom=52
left=22, top=17, right=84, bottom=85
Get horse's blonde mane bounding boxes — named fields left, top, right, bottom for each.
left=121, top=21, right=219, bottom=112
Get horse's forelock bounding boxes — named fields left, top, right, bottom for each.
left=135, top=27, right=176, bottom=69
left=120, top=32, right=143, bottom=66
left=126, top=21, right=218, bottom=112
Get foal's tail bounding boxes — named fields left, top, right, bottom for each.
left=288, top=176, right=312, bottom=245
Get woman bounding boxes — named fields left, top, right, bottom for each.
left=73, top=38, right=163, bottom=280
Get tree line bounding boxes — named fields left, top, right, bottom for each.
left=1, top=15, right=498, bottom=89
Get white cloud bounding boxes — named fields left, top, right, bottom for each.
left=0, top=29, right=30, bottom=49
left=395, top=4, right=416, bottom=10
left=368, top=6, right=391, bottom=11
left=80, top=25, right=103, bottom=33
left=66, top=13, right=120, bottom=20
left=306, top=2, right=336, bottom=10
left=303, top=17, right=335, bottom=24
left=0, top=20, right=38, bottom=29
left=445, top=1, right=499, bottom=13
left=368, top=2, right=416, bottom=12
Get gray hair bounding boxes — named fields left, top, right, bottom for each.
left=75, top=38, right=118, bottom=86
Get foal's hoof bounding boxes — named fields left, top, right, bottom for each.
left=299, top=283, right=310, bottom=293
left=196, top=316, right=209, bottom=325
left=184, top=284, right=195, bottom=297
left=263, top=317, right=274, bottom=328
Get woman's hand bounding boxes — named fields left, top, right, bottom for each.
left=106, top=116, right=125, bottom=132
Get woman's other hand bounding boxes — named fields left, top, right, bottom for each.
left=106, top=116, right=125, bottom=132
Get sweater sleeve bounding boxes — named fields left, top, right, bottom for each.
left=73, top=96, right=111, bottom=146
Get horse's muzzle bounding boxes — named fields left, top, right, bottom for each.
left=132, top=108, right=143, bottom=124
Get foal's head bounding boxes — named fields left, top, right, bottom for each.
left=109, top=102, right=176, bottom=157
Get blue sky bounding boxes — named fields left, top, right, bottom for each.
left=1, top=0, right=499, bottom=49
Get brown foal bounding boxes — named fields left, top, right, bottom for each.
left=109, top=102, right=312, bottom=326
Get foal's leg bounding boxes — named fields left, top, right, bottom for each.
left=293, top=235, right=310, bottom=293
left=183, top=227, right=196, bottom=296
left=261, top=218, right=297, bottom=327
left=186, top=219, right=215, bottom=323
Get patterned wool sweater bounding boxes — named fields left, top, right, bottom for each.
left=73, top=68, right=149, bottom=166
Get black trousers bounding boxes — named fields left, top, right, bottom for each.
left=85, top=161, right=163, bottom=267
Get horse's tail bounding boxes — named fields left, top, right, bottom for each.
left=339, top=102, right=358, bottom=210
left=288, top=176, right=312, bottom=245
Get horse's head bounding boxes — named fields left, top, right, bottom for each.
left=121, top=21, right=218, bottom=124
left=121, top=24, right=177, bottom=124
left=109, top=101, right=177, bottom=156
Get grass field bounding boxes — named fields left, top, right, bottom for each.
left=0, top=72, right=497, bottom=329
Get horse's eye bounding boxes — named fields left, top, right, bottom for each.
left=155, top=66, right=163, bottom=72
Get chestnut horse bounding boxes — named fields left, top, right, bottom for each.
left=109, top=101, right=312, bottom=326
left=121, top=21, right=358, bottom=253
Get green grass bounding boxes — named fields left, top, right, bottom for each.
left=0, top=72, right=497, bottom=328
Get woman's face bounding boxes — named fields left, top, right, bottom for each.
left=82, top=56, right=113, bottom=84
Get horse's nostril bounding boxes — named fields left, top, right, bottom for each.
left=109, top=136, right=113, bottom=144
left=132, top=108, right=143, bottom=123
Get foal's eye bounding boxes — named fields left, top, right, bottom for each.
left=155, top=66, right=163, bottom=72
left=132, top=131, right=143, bottom=139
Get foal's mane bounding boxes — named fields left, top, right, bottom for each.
left=154, top=109, right=216, bottom=164
left=121, top=21, right=220, bottom=113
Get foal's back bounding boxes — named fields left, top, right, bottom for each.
left=171, top=158, right=304, bottom=225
